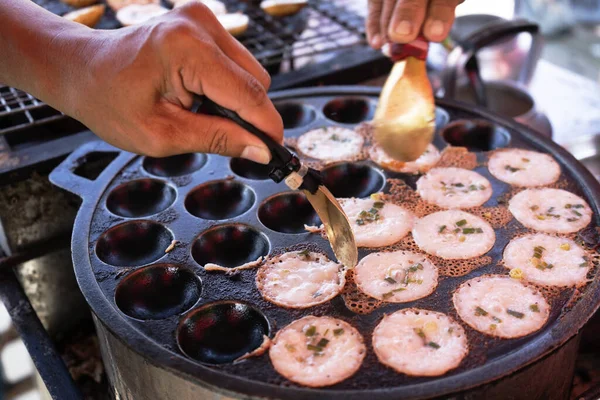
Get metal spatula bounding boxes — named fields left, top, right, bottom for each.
left=192, top=96, right=358, bottom=269
left=373, top=37, right=436, bottom=162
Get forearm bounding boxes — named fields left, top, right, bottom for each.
left=0, top=0, right=96, bottom=113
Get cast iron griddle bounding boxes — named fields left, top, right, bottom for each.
left=50, top=87, right=600, bottom=400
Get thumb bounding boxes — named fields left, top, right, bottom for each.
left=174, top=110, right=273, bottom=164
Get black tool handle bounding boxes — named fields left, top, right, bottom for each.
left=192, top=95, right=299, bottom=183
left=465, top=56, right=487, bottom=107
left=460, top=19, right=539, bottom=53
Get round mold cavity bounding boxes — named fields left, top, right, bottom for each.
left=323, top=97, right=373, bottom=124
left=177, top=301, right=270, bottom=365
left=192, top=224, right=270, bottom=268
left=115, top=264, right=201, bottom=320
left=275, top=101, right=317, bottom=129
left=230, top=158, right=271, bottom=180
left=96, top=221, right=173, bottom=267
left=442, top=119, right=511, bottom=152
left=321, top=162, right=386, bottom=198
left=143, top=153, right=207, bottom=177
left=258, top=192, right=321, bottom=233
left=185, top=180, right=255, bottom=220
left=106, top=179, right=176, bottom=218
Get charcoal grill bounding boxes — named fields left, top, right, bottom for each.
left=48, top=86, right=600, bottom=399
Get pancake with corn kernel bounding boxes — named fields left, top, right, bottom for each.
left=373, top=309, right=468, bottom=376
left=489, top=149, right=560, bottom=187
left=269, top=316, right=366, bottom=387
left=509, top=188, right=591, bottom=233
left=503, top=234, right=589, bottom=287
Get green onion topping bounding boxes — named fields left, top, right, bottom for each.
left=475, top=306, right=488, bottom=316
left=414, top=328, right=426, bottom=339
left=529, top=304, right=540, bottom=313
left=298, top=249, right=311, bottom=259
left=307, top=344, right=322, bottom=353
left=507, top=309, right=525, bottom=319
left=305, top=326, right=317, bottom=336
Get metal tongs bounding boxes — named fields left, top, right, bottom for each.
left=192, top=96, right=358, bottom=269
left=373, top=36, right=436, bottom=162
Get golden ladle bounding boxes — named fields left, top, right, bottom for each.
left=373, top=37, right=435, bottom=162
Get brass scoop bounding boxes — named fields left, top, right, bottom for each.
left=192, top=96, right=358, bottom=269
left=373, top=37, right=435, bottom=162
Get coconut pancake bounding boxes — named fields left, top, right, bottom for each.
left=489, top=149, right=560, bottom=187
left=269, top=316, right=366, bottom=387
left=373, top=309, right=468, bottom=376
left=339, top=198, right=414, bottom=248
left=453, top=275, right=550, bottom=338
left=412, top=210, right=495, bottom=259
left=509, top=188, right=592, bottom=233
left=256, top=251, right=345, bottom=309
left=416, top=167, right=492, bottom=209
left=354, top=251, right=438, bottom=302
left=297, top=127, right=364, bottom=162
left=369, top=143, right=440, bottom=174
left=503, top=234, right=589, bottom=287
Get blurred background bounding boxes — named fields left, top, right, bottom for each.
left=1, top=0, right=600, bottom=399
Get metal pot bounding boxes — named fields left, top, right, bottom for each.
left=453, top=80, right=552, bottom=138
left=440, top=18, right=551, bottom=137
left=49, top=86, right=600, bottom=400
left=448, top=15, right=543, bottom=87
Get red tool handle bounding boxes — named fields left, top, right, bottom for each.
left=388, top=35, right=429, bottom=62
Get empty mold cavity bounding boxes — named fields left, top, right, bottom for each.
left=192, top=224, right=269, bottom=268
left=143, top=153, right=207, bottom=177
left=323, top=97, right=373, bottom=124
left=115, top=264, right=201, bottom=320
left=230, top=158, right=271, bottom=180
left=73, top=152, right=119, bottom=180
left=321, top=162, right=385, bottom=198
left=185, top=180, right=255, bottom=220
left=275, top=102, right=317, bottom=129
left=106, top=179, right=176, bottom=218
left=96, top=221, right=173, bottom=267
left=177, top=301, right=270, bottom=365
left=258, top=192, right=321, bottom=233
left=442, top=120, right=511, bottom=152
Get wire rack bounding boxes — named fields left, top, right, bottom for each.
left=0, top=0, right=368, bottom=137
left=0, top=86, right=64, bottom=136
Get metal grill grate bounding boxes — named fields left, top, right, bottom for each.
left=0, top=0, right=368, bottom=136
left=0, top=86, right=64, bottom=136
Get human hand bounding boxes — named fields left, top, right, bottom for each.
left=64, top=3, right=283, bottom=163
left=366, top=0, right=463, bottom=48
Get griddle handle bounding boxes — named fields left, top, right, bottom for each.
left=192, top=95, right=298, bottom=183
